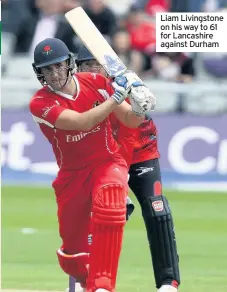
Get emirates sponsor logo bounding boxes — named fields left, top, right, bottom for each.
left=42, top=105, right=56, bottom=118
left=66, top=126, right=101, bottom=142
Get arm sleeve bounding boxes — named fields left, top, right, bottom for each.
left=94, top=73, right=115, bottom=99
left=116, top=124, right=136, bottom=168
left=29, top=97, right=66, bottom=128
left=104, top=76, right=115, bottom=96
left=96, top=74, right=135, bottom=166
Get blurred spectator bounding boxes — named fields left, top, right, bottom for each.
left=151, top=53, right=195, bottom=82
left=13, top=0, right=78, bottom=54
left=124, top=7, right=156, bottom=54
left=83, top=0, right=118, bottom=39
left=62, top=0, right=83, bottom=13
left=2, top=0, right=32, bottom=75
left=220, top=0, right=227, bottom=7
left=201, top=4, right=227, bottom=79
left=203, top=0, right=227, bottom=11
left=1, top=0, right=31, bottom=34
left=172, top=0, right=227, bottom=13
left=130, top=0, right=169, bottom=16
left=170, top=0, right=205, bottom=12
left=202, top=53, right=227, bottom=78
left=171, top=0, right=227, bottom=12
left=203, top=0, right=219, bottom=11
left=112, top=29, right=145, bottom=75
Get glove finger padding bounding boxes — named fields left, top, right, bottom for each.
left=111, top=71, right=145, bottom=105
left=129, top=85, right=156, bottom=116
left=111, top=76, right=131, bottom=104
left=112, top=71, right=144, bottom=95
left=112, top=76, right=131, bottom=95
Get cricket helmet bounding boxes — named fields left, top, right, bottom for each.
left=76, top=45, right=94, bottom=65
left=76, top=44, right=107, bottom=75
left=32, top=38, right=76, bottom=86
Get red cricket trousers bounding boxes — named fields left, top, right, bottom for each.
left=52, top=159, right=128, bottom=255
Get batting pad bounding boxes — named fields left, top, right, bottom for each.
left=86, top=184, right=126, bottom=292
left=142, top=195, right=180, bottom=288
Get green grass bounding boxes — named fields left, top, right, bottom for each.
left=2, top=186, right=227, bottom=291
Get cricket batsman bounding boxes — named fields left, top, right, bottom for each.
left=29, top=38, right=155, bottom=292
left=76, top=45, right=181, bottom=292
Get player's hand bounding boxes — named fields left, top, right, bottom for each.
left=111, top=75, right=132, bottom=104
left=129, top=85, right=156, bottom=116
left=111, top=71, right=143, bottom=104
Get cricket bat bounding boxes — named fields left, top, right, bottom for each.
left=65, top=6, right=127, bottom=77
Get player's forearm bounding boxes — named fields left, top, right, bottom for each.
left=55, top=98, right=118, bottom=131
left=81, top=98, right=118, bottom=130
left=125, top=110, right=144, bottom=128
left=113, top=101, right=144, bottom=128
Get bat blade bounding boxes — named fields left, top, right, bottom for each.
left=65, top=7, right=127, bottom=77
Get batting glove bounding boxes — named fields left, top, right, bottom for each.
left=111, top=71, right=144, bottom=104
left=129, top=85, right=156, bottom=116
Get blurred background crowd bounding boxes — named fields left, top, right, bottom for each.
left=1, top=0, right=227, bottom=113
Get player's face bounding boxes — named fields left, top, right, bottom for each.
left=79, top=60, right=107, bottom=76
left=41, top=61, right=69, bottom=91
